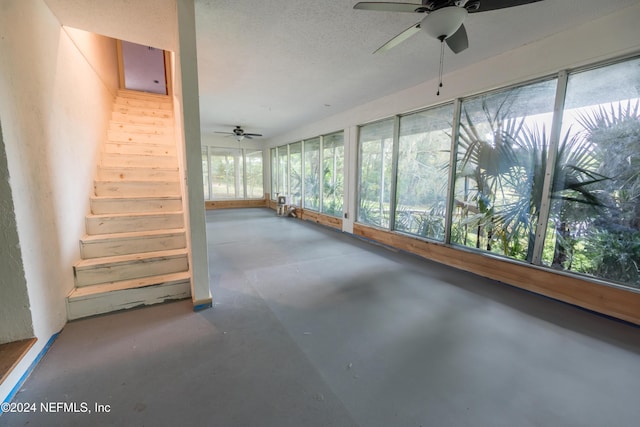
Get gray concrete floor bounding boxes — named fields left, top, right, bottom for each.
left=2, top=207, right=640, bottom=427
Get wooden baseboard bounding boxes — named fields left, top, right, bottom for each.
left=0, top=338, right=37, bottom=385
left=353, top=223, right=640, bottom=325
left=205, top=199, right=267, bottom=210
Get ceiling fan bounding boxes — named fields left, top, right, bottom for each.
left=215, top=126, right=263, bottom=142
left=354, top=0, right=544, bottom=55
left=354, top=0, right=543, bottom=95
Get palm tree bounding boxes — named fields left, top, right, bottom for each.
left=455, top=96, right=609, bottom=264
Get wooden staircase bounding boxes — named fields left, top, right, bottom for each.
left=66, top=90, right=191, bottom=320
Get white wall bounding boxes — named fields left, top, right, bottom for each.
left=0, top=0, right=118, bottom=402
left=0, top=123, right=33, bottom=345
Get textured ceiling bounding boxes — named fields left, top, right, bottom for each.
left=195, top=0, right=639, bottom=142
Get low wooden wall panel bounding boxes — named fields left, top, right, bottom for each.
left=299, top=209, right=342, bottom=230
left=205, top=199, right=267, bottom=210
left=353, top=223, right=640, bottom=325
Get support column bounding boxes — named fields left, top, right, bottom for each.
left=176, top=0, right=212, bottom=310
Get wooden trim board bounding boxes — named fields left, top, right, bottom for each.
left=353, top=223, right=640, bottom=325
left=0, top=338, right=36, bottom=385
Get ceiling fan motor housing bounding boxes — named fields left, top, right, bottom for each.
left=424, top=0, right=479, bottom=12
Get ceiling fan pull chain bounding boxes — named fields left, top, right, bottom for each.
left=437, top=38, right=445, bottom=96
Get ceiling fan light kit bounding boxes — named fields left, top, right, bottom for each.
left=420, top=6, right=467, bottom=40
left=354, top=0, right=544, bottom=95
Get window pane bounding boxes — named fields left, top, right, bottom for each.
left=246, top=150, right=264, bottom=199
left=289, top=142, right=302, bottom=206
left=210, top=148, right=244, bottom=199
left=395, top=104, right=453, bottom=240
left=358, top=119, right=394, bottom=228
left=543, top=58, right=640, bottom=289
left=277, top=146, right=288, bottom=197
left=322, top=132, right=344, bottom=217
left=452, top=79, right=557, bottom=261
left=270, top=148, right=277, bottom=199
left=202, top=146, right=210, bottom=201
left=304, top=138, right=321, bottom=210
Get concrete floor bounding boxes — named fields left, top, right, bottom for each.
left=2, top=207, right=640, bottom=427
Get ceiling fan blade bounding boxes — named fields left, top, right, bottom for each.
left=446, top=23, right=468, bottom=53
left=215, top=131, right=234, bottom=135
left=244, top=133, right=263, bottom=137
left=353, top=2, right=427, bottom=13
left=473, top=0, right=543, bottom=13
left=374, top=23, right=422, bottom=54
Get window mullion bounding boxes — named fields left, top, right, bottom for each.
left=444, top=99, right=462, bottom=245
left=531, top=70, right=569, bottom=265
left=389, top=115, right=400, bottom=231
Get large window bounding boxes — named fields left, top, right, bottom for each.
left=322, top=132, right=344, bottom=217
left=202, top=146, right=263, bottom=200
left=245, top=149, right=264, bottom=199
left=202, top=146, right=210, bottom=200
left=210, top=148, right=243, bottom=199
left=395, top=104, right=453, bottom=240
left=289, top=142, right=302, bottom=205
left=543, top=58, right=640, bottom=287
left=452, top=79, right=557, bottom=261
left=304, top=138, right=321, bottom=210
left=358, top=119, right=394, bottom=228
left=270, top=148, right=277, bottom=199
left=278, top=146, right=289, bottom=198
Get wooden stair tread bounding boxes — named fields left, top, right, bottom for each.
left=98, top=165, right=178, bottom=170
left=81, top=228, right=185, bottom=242
left=87, top=211, right=183, bottom=220
left=90, top=195, right=182, bottom=201
left=95, top=179, right=180, bottom=184
left=68, top=271, right=191, bottom=301
left=75, top=248, right=188, bottom=269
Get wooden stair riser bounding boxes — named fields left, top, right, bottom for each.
left=97, top=166, right=179, bottom=181
left=66, top=274, right=190, bottom=321
left=117, top=89, right=171, bottom=100
left=81, top=231, right=187, bottom=259
left=111, top=112, right=173, bottom=127
left=101, top=153, right=178, bottom=168
left=94, top=181, right=181, bottom=197
left=104, top=142, right=176, bottom=157
left=74, top=253, right=189, bottom=287
left=114, top=97, right=173, bottom=111
left=109, top=122, right=174, bottom=136
left=86, top=213, right=184, bottom=235
left=112, top=106, right=173, bottom=119
left=108, top=130, right=175, bottom=145
left=90, top=196, right=182, bottom=214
